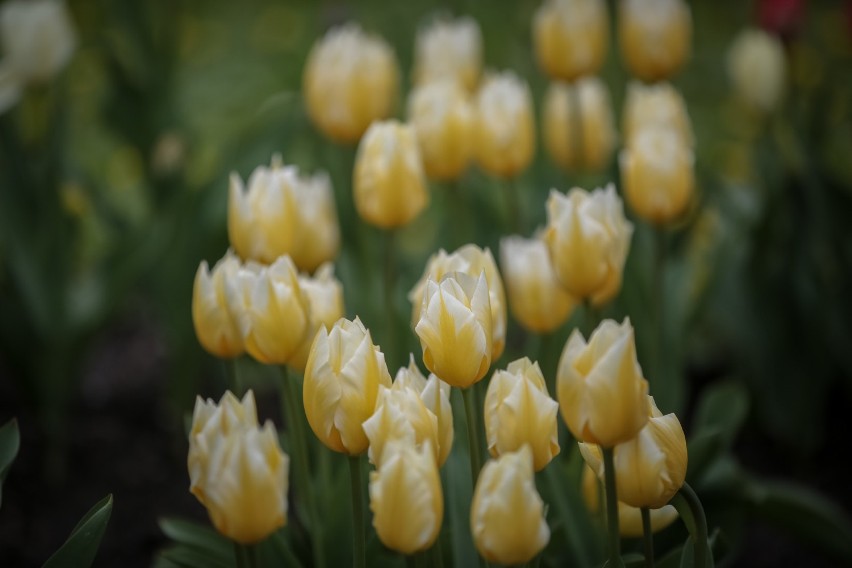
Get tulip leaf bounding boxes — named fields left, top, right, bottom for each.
left=692, top=380, right=749, bottom=450
left=685, top=430, right=723, bottom=484
left=677, top=529, right=719, bottom=568
left=158, top=517, right=232, bottom=559
left=43, top=494, right=113, bottom=568
left=155, top=545, right=231, bottom=568
left=0, top=418, right=20, bottom=508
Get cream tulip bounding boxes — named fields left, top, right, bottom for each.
left=413, top=15, right=482, bottom=92
left=363, top=385, right=439, bottom=467
left=618, top=0, right=692, bottom=82
left=192, top=250, right=244, bottom=359
left=0, top=0, right=76, bottom=85
left=289, top=263, right=345, bottom=373
left=622, top=81, right=693, bottom=147
left=533, top=0, right=609, bottom=81
left=727, top=28, right=787, bottom=114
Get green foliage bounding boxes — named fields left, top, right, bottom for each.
left=43, top=494, right=113, bottom=568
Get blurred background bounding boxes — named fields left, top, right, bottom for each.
left=1, top=0, right=851, bottom=566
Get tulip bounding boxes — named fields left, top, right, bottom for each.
left=289, top=263, right=345, bottom=373
left=0, top=0, right=75, bottom=85
left=473, top=71, right=535, bottom=179
left=303, top=317, right=392, bottom=455
left=622, top=81, right=693, bottom=147
left=287, top=170, right=340, bottom=272
left=556, top=318, right=650, bottom=447
left=470, top=445, right=550, bottom=564
left=413, top=15, right=482, bottom=92
left=544, top=184, right=633, bottom=305
left=618, top=0, right=692, bottom=82
left=303, top=23, right=398, bottom=143
left=499, top=236, right=576, bottom=333
left=362, top=384, right=439, bottom=468
left=353, top=120, right=429, bottom=229
left=727, top=28, right=786, bottom=114
left=407, top=80, right=474, bottom=181
left=369, top=440, right=443, bottom=554
left=414, top=272, right=492, bottom=389
left=533, top=0, right=609, bottom=81
left=192, top=250, right=244, bottom=358
left=484, top=358, right=560, bottom=471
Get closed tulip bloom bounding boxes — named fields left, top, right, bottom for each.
left=0, top=0, right=75, bottom=85
left=353, top=120, right=429, bottom=229
left=484, top=358, right=560, bottom=471
left=622, top=81, right=693, bottom=147
left=303, top=317, right=392, bottom=455
left=556, top=318, right=650, bottom=447
left=533, top=0, right=609, bottom=81
left=544, top=185, right=633, bottom=305
left=471, top=446, right=550, bottom=564
left=415, top=272, right=492, bottom=389
left=727, top=28, right=786, bottom=114
left=363, top=385, right=439, bottom=467
left=288, top=170, right=340, bottom=272
left=499, top=236, right=576, bottom=333
left=369, top=440, right=443, bottom=554
left=413, top=15, right=482, bottom=92
left=289, top=263, right=345, bottom=373
left=407, top=80, right=474, bottom=181
left=473, top=71, right=535, bottom=179
left=303, top=23, right=398, bottom=143
left=618, top=0, right=692, bottom=82
left=192, top=250, right=244, bottom=358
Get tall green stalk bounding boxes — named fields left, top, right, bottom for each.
left=461, top=387, right=483, bottom=489
left=602, top=447, right=624, bottom=568
left=383, top=228, right=398, bottom=369
left=670, top=483, right=709, bottom=568
left=349, top=455, right=366, bottom=568
left=641, top=507, right=654, bottom=568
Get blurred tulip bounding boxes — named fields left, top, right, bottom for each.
left=303, top=317, right=392, bottom=455
left=363, top=384, right=439, bottom=467
left=533, top=0, right=609, bottom=81
left=289, top=263, right=345, bottom=373
left=353, top=120, right=429, bottom=229
left=484, top=358, right=560, bottom=471
left=556, top=318, right=650, bottom=447
left=544, top=184, right=633, bottom=305
left=727, top=28, right=787, bottom=114
left=622, top=81, right=693, bottom=147
left=618, top=0, right=692, bottom=82
left=192, top=250, right=244, bottom=359
left=303, top=23, right=398, bottom=143
left=413, top=15, right=482, bottom=92
left=757, top=0, right=805, bottom=39
left=369, top=440, right=443, bottom=554
left=471, top=445, right=550, bottom=564
left=473, top=71, right=535, bottom=179
left=0, top=0, right=75, bottom=85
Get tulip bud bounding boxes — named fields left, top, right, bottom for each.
left=192, top=250, right=244, bottom=358
left=369, top=440, right=443, bottom=554
left=473, top=71, right=535, bottom=179
left=363, top=384, right=439, bottom=467
left=542, top=77, right=616, bottom=173
left=499, top=236, right=576, bottom=334
left=303, top=317, right=393, bottom=455
left=289, top=263, right=345, bottom=373
left=303, top=23, right=398, bottom=143
left=188, top=391, right=289, bottom=544
left=544, top=184, right=633, bottom=305
left=353, top=120, right=429, bottom=229
left=533, top=0, right=609, bottom=81
left=556, top=318, right=650, bottom=447
left=471, top=446, right=550, bottom=564
left=622, top=81, right=693, bottom=147
left=484, top=358, right=560, bottom=471
left=409, top=244, right=507, bottom=360
left=0, top=0, right=76, bottom=85
left=618, top=0, right=692, bottom=82
left=413, top=15, right=482, bottom=92
left=407, top=80, right=474, bottom=181
left=727, top=28, right=787, bottom=114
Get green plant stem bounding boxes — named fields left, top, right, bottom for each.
left=224, top=358, right=242, bottom=395
left=383, top=228, right=398, bottom=369
left=461, top=387, right=483, bottom=489
left=671, top=483, right=709, bottom=568
left=428, top=537, right=445, bottom=568
left=233, top=542, right=256, bottom=568
left=641, top=507, right=654, bottom=568
left=568, top=81, right=585, bottom=170
left=349, top=455, right=366, bottom=568
left=504, top=176, right=523, bottom=234
left=583, top=299, right=600, bottom=338
left=602, top=447, right=623, bottom=568
left=652, top=227, right=666, bottom=396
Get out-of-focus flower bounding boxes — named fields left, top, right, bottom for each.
left=369, top=440, right=443, bottom=554
left=556, top=318, right=650, bottom=447
left=0, top=0, right=75, bottom=84
left=542, top=77, right=616, bottom=172
left=414, top=272, right=492, bottom=389
left=188, top=390, right=289, bottom=544
left=363, top=384, right=439, bottom=467
left=470, top=445, right=550, bottom=564
left=484, top=358, right=560, bottom=471
left=544, top=185, right=633, bottom=305
left=228, top=157, right=340, bottom=271
left=289, top=264, right=345, bottom=373
left=413, top=15, right=482, bottom=92
left=620, top=126, right=695, bottom=225
left=727, top=28, right=787, bottom=114
left=618, top=0, right=692, bottom=82
left=303, top=23, right=398, bottom=143
left=622, top=81, right=693, bottom=146
left=353, top=120, right=429, bottom=229
left=757, top=0, right=805, bottom=40
left=407, top=80, right=474, bottom=181
left=473, top=71, right=535, bottom=179
left=409, top=244, right=507, bottom=360
left=533, top=0, right=609, bottom=81
left=303, top=317, right=392, bottom=455
left=192, top=250, right=244, bottom=359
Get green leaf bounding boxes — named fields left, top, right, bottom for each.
left=678, top=529, right=718, bottom=568
left=43, top=494, right=113, bottom=568
left=156, top=545, right=231, bottom=568
left=692, top=380, right=749, bottom=450
left=158, top=517, right=231, bottom=559
left=0, top=418, right=20, bottom=508
left=685, top=431, right=722, bottom=484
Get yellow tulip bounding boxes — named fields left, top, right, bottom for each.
left=484, top=357, right=560, bottom=471
left=473, top=71, right=535, bottom=179
left=0, top=0, right=76, bottom=87
left=188, top=391, right=289, bottom=544
left=533, top=0, right=609, bottom=81
left=288, top=263, right=345, bottom=373
left=303, top=317, right=392, bottom=455
left=353, top=119, right=429, bottom=229
left=413, top=15, right=482, bottom=92
left=727, top=28, right=786, bottom=114
left=369, top=440, right=443, bottom=554
left=303, top=23, right=398, bottom=144
left=544, top=184, right=633, bottom=305
left=363, top=384, right=439, bottom=467
left=471, top=445, right=550, bottom=564
left=622, top=81, right=693, bottom=147
left=192, top=250, right=244, bottom=359
left=618, top=0, right=692, bottom=82
left=556, top=318, right=650, bottom=447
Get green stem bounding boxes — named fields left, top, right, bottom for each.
left=567, top=81, right=585, bottom=170
left=504, top=176, right=523, bottom=234
left=671, top=483, right=709, bottom=568
left=461, top=387, right=483, bottom=489
left=428, top=536, right=445, bottom=568
left=233, top=542, right=251, bottom=568
left=583, top=299, right=600, bottom=338
left=349, top=455, right=366, bottom=568
left=652, top=227, right=666, bottom=396
left=383, top=228, right=398, bottom=370
left=224, top=358, right=242, bottom=395
left=641, top=507, right=654, bottom=568
left=602, top=447, right=623, bottom=568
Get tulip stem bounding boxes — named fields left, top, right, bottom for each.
left=461, top=387, right=483, bottom=489
left=383, top=228, right=398, bottom=369
left=568, top=81, right=585, bottom=170
left=348, top=455, right=366, bottom=568
left=652, top=227, right=667, bottom=406
left=504, top=177, right=523, bottom=234
left=671, top=483, right=709, bottom=568
left=601, top=447, right=624, bottom=568
left=233, top=542, right=256, bottom=568
left=641, top=507, right=654, bottom=568
left=224, top=358, right=242, bottom=395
